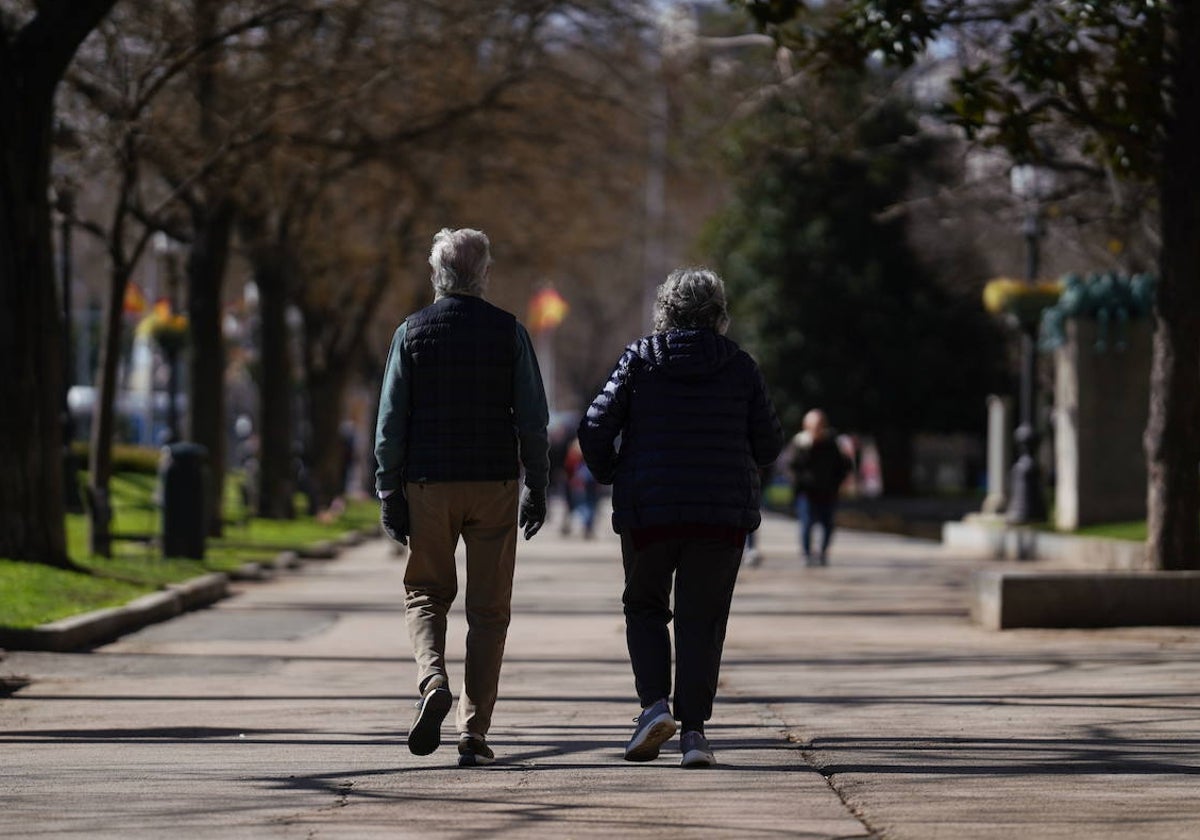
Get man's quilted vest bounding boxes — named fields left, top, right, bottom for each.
left=403, top=294, right=519, bottom=483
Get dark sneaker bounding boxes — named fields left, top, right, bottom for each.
left=458, top=733, right=495, bottom=767
left=623, top=698, right=677, bottom=762
left=680, top=730, right=715, bottom=768
left=407, top=677, right=452, bottom=756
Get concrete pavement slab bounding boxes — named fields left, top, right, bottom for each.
left=729, top=520, right=1200, bottom=840
left=2, top=506, right=865, bottom=839
left=4, top=505, right=1199, bottom=838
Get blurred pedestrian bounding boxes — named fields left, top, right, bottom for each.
left=547, top=422, right=575, bottom=534
left=549, top=422, right=576, bottom=535
left=789, top=409, right=853, bottom=567
left=563, top=438, right=599, bottom=538
left=375, top=227, right=550, bottom=767
left=578, top=267, right=783, bottom=768
left=742, top=464, right=774, bottom=567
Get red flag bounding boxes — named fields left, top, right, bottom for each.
left=123, top=282, right=147, bottom=315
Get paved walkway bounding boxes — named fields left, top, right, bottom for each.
left=3, top=506, right=1199, bottom=838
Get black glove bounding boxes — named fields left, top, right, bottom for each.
left=518, top=486, right=546, bottom=540
left=380, top=493, right=409, bottom=545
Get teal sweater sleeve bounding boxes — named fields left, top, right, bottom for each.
left=374, top=322, right=409, bottom=494
left=513, top=323, right=550, bottom=490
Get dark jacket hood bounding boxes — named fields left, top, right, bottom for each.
left=630, top=328, right=740, bottom=381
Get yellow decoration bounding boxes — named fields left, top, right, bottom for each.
left=137, top=299, right=189, bottom=350
left=982, top=277, right=1064, bottom=324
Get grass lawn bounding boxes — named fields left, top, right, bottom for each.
left=0, top=559, right=151, bottom=629
left=1, top=471, right=379, bottom=631
left=217, top=511, right=371, bottom=548
left=1072, top=520, right=1148, bottom=542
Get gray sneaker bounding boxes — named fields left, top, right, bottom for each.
left=680, top=730, right=715, bottom=768
left=624, top=698, right=677, bottom=762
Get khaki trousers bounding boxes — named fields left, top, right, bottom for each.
left=403, top=480, right=518, bottom=736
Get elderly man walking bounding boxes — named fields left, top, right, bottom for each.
left=375, top=228, right=550, bottom=767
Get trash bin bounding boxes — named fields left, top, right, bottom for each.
left=159, top=442, right=208, bottom=559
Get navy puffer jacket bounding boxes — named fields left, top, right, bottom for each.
left=577, top=328, right=784, bottom=534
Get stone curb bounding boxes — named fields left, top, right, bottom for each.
left=296, top=540, right=338, bottom=560
left=944, top=517, right=1148, bottom=569
left=334, top=531, right=363, bottom=548
left=164, top=573, right=228, bottom=611
left=275, top=550, right=303, bottom=569
left=228, top=550, right=303, bottom=580
left=0, top=527, right=382, bottom=652
left=303, top=527, right=383, bottom=558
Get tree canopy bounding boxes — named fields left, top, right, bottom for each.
left=738, top=1, right=1168, bottom=176
left=733, top=0, right=1200, bottom=568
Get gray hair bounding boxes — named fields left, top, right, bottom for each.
left=429, top=228, right=491, bottom=297
left=652, top=267, right=730, bottom=334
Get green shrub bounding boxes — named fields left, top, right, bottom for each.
left=70, top=442, right=162, bottom=474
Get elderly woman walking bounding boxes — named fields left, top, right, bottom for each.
left=577, top=268, right=783, bottom=767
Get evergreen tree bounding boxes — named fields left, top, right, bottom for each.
left=707, top=77, right=1004, bottom=493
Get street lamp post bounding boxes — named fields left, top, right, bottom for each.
left=1006, top=164, right=1052, bottom=525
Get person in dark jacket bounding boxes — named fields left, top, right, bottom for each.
left=375, top=228, right=550, bottom=767
left=578, top=267, right=783, bottom=768
left=789, top=409, right=853, bottom=567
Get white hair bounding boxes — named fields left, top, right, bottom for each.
left=428, top=228, right=491, bottom=297
left=652, top=267, right=730, bottom=334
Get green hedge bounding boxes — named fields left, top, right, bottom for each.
left=70, top=442, right=162, bottom=474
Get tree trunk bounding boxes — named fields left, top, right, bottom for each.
left=306, top=366, right=351, bottom=511
left=1145, top=1, right=1200, bottom=570
left=361, top=358, right=384, bottom=497
left=0, top=73, right=69, bottom=565
left=875, top=427, right=914, bottom=497
left=183, top=0, right=235, bottom=535
left=186, top=200, right=234, bottom=536
left=87, top=267, right=132, bottom=557
left=253, top=242, right=295, bottom=519
left=0, top=2, right=119, bottom=565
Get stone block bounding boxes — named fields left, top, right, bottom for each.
left=973, top=569, right=1200, bottom=629
left=1054, top=319, right=1151, bottom=530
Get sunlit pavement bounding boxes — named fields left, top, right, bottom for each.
left=4, top=502, right=1199, bottom=838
